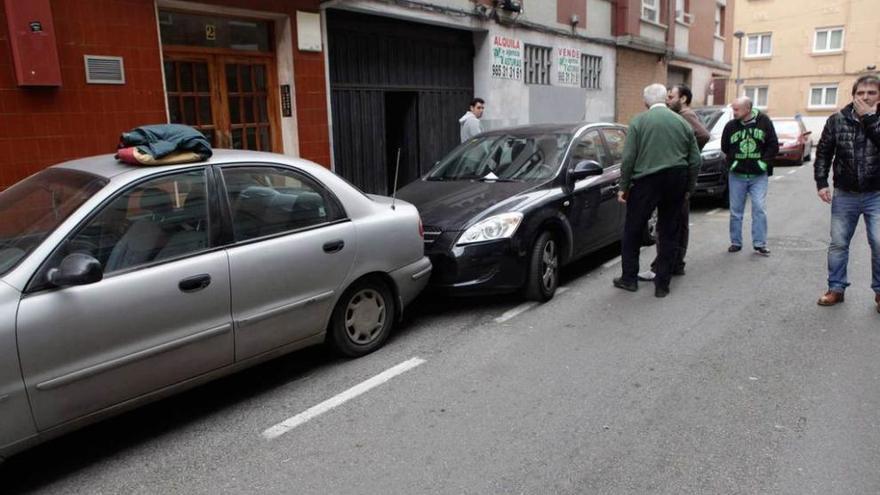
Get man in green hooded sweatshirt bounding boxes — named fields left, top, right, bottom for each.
left=721, top=97, right=779, bottom=256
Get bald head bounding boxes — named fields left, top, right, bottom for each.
left=732, top=97, right=753, bottom=121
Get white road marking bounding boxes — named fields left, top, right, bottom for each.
left=787, top=169, right=797, bottom=175
left=772, top=176, right=784, bottom=181
left=557, top=286, right=569, bottom=295
left=261, top=357, right=426, bottom=440
left=495, top=302, right=538, bottom=323
left=602, top=256, right=622, bottom=268
left=706, top=208, right=722, bottom=216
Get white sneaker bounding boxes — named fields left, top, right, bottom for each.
left=637, top=270, right=656, bottom=281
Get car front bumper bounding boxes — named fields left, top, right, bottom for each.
left=424, top=232, right=528, bottom=295
left=693, top=155, right=728, bottom=198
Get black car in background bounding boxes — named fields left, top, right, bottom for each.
left=693, top=105, right=731, bottom=205
left=397, top=123, right=632, bottom=301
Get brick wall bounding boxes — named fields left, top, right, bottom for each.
left=0, top=0, right=329, bottom=190
left=0, top=0, right=166, bottom=189
left=616, top=48, right=668, bottom=123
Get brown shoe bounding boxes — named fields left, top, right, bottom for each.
left=875, top=293, right=880, bottom=313
left=817, top=291, right=845, bottom=306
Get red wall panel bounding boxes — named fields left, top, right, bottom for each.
left=0, top=0, right=330, bottom=190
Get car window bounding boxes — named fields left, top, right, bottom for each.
left=602, top=128, right=626, bottom=164
left=0, top=168, right=106, bottom=277
left=569, top=131, right=608, bottom=167
left=221, top=166, right=344, bottom=242
left=773, top=120, right=801, bottom=137
left=427, top=133, right=571, bottom=181
left=58, top=169, right=209, bottom=275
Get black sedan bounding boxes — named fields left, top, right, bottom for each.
left=397, top=123, right=633, bottom=301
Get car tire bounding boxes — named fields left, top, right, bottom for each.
left=524, top=231, right=559, bottom=302
left=641, top=209, right=658, bottom=246
left=328, top=277, right=395, bottom=358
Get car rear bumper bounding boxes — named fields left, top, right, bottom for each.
left=388, top=256, right=432, bottom=308
left=774, top=146, right=803, bottom=163
left=426, top=239, right=528, bottom=295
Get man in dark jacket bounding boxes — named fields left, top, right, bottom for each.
left=814, top=75, right=880, bottom=312
left=721, top=97, right=779, bottom=255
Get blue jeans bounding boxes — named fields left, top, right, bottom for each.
left=827, top=190, right=880, bottom=294
left=728, top=173, right=768, bottom=248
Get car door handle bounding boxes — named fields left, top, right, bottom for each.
left=323, top=240, right=345, bottom=253
left=179, top=274, right=211, bottom=293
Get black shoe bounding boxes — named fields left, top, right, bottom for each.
left=613, top=277, right=638, bottom=292
left=728, top=245, right=742, bottom=253
left=655, top=286, right=670, bottom=298
left=672, top=267, right=686, bottom=276
left=754, top=246, right=771, bottom=256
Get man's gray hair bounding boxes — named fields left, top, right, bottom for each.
left=643, top=84, right=668, bottom=106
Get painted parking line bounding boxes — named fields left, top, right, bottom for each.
left=772, top=176, right=784, bottom=181
left=787, top=169, right=798, bottom=175
left=602, top=256, right=622, bottom=269
left=261, top=357, right=426, bottom=440
left=495, top=302, right=538, bottom=323
left=706, top=208, right=722, bottom=216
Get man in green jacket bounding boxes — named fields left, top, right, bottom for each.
left=614, top=83, right=702, bottom=297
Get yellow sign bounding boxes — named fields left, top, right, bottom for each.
left=205, top=24, right=216, bottom=41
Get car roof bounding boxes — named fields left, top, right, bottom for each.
left=52, top=149, right=329, bottom=181
left=478, top=122, right=621, bottom=137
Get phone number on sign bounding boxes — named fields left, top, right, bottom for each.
left=492, top=64, right=522, bottom=79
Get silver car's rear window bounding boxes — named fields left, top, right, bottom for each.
left=0, top=168, right=107, bottom=277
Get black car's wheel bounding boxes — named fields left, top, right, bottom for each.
left=525, top=231, right=559, bottom=302
left=328, top=278, right=395, bottom=357
left=641, top=208, right=658, bottom=246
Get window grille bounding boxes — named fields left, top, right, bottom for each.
left=581, top=54, right=602, bottom=90
left=524, top=44, right=552, bottom=86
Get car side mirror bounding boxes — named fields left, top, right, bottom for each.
left=47, top=253, right=103, bottom=287
left=802, top=130, right=812, bottom=137
left=571, top=160, right=603, bottom=181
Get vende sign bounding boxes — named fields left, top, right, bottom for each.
left=556, top=47, right=581, bottom=87
left=491, top=36, right=523, bottom=81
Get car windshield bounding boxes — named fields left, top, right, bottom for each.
left=773, top=120, right=801, bottom=137
left=0, top=168, right=107, bottom=277
left=427, top=133, right=572, bottom=181
left=695, top=108, right=723, bottom=129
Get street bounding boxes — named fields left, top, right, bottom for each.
left=2, top=160, right=879, bottom=494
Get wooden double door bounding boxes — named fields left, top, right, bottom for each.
left=163, top=50, right=281, bottom=152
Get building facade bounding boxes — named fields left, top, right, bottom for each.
left=729, top=0, right=880, bottom=135
left=614, top=0, right=734, bottom=123
left=321, top=0, right=619, bottom=194
left=0, top=0, right=331, bottom=190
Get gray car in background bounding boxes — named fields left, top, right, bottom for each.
left=0, top=150, right=431, bottom=460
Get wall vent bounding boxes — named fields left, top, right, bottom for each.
left=84, top=55, right=125, bottom=85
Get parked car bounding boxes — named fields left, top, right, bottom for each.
left=0, top=150, right=430, bottom=460
left=772, top=118, right=813, bottom=164
left=693, top=105, right=732, bottom=205
left=397, top=123, right=639, bottom=302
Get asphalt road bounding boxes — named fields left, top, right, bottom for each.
left=3, top=160, right=879, bottom=494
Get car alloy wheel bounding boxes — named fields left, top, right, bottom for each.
left=525, top=231, right=559, bottom=302
left=329, top=278, right=395, bottom=357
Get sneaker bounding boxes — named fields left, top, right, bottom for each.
left=638, top=270, right=656, bottom=281
left=754, top=246, right=771, bottom=256
left=817, top=291, right=844, bottom=306
left=613, top=277, right=638, bottom=292
left=728, top=245, right=742, bottom=253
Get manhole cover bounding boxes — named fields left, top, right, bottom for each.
left=767, top=236, right=827, bottom=251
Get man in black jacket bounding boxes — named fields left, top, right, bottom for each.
left=721, top=97, right=779, bottom=255
left=814, top=75, right=880, bottom=313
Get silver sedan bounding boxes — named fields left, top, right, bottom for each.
left=0, top=150, right=431, bottom=460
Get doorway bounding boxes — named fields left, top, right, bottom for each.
left=159, top=10, right=281, bottom=151
left=385, top=92, right=419, bottom=194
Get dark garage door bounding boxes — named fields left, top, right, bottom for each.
left=327, top=10, right=475, bottom=194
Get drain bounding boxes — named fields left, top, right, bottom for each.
left=767, top=236, right=827, bottom=251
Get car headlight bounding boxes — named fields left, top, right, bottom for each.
left=456, top=212, right=524, bottom=246
left=701, top=150, right=724, bottom=161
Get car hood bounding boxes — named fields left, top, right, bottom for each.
left=397, top=179, right=543, bottom=230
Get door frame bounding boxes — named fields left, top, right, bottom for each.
left=162, top=46, right=284, bottom=153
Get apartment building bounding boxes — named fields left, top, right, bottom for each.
left=730, top=0, right=880, bottom=134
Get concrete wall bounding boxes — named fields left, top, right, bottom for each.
left=473, top=26, right=616, bottom=128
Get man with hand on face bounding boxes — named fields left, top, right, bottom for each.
left=614, top=83, right=702, bottom=298
left=814, top=75, right=880, bottom=312
left=639, top=84, right=710, bottom=282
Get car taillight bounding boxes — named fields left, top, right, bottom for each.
left=418, top=218, right=424, bottom=238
